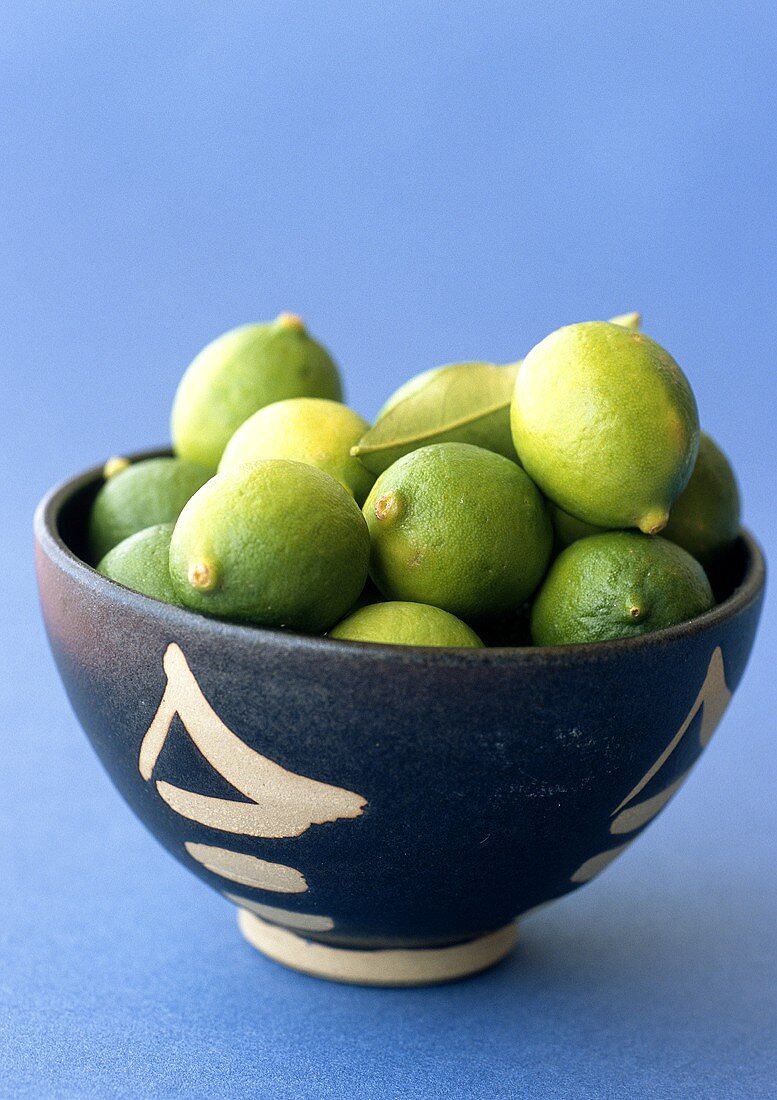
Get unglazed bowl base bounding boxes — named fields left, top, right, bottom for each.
left=237, top=909, right=518, bottom=987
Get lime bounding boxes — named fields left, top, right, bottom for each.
left=511, top=322, right=699, bottom=533
left=550, top=504, right=608, bottom=548
left=363, top=442, right=552, bottom=619
left=531, top=531, right=714, bottom=646
left=88, top=456, right=211, bottom=563
left=171, top=313, right=343, bottom=470
left=169, top=460, right=369, bottom=632
left=532, top=436, right=740, bottom=565
left=219, top=397, right=374, bottom=505
left=663, top=432, right=740, bottom=564
left=329, top=601, right=483, bottom=648
left=97, top=523, right=178, bottom=605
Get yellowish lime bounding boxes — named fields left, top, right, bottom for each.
left=169, top=460, right=369, bottom=632
left=329, top=601, right=483, bottom=647
left=220, top=397, right=374, bottom=505
left=511, top=322, right=699, bottom=533
left=171, top=313, right=342, bottom=470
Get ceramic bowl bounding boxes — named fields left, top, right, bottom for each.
left=34, top=452, right=766, bottom=986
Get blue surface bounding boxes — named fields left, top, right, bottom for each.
left=2, top=2, right=776, bottom=1096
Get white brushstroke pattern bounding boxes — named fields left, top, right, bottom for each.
left=138, top=643, right=366, bottom=837
left=185, top=842, right=308, bottom=893
left=612, top=646, right=730, bottom=816
left=224, top=894, right=335, bottom=931
left=570, top=843, right=631, bottom=883
left=610, top=773, right=687, bottom=835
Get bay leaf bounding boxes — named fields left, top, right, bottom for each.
left=351, top=360, right=521, bottom=476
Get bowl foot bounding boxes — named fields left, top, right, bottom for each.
left=237, top=909, right=517, bottom=987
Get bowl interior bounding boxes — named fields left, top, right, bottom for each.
left=49, top=449, right=757, bottom=648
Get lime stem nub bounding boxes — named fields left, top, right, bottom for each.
left=276, top=312, right=305, bottom=331
left=638, top=509, right=669, bottom=535
left=374, top=492, right=401, bottom=522
left=103, top=455, right=130, bottom=480
left=188, top=560, right=218, bottom=592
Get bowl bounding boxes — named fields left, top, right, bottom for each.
left=34, top=451, right=766, bottom=986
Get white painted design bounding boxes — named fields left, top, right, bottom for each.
left=138, top=644, right=369, bottom=925
left=185, top=842, right=308, bottom=893
left=238, top=910, right=517, bottom=986
left=570, top=648, right=731, bottom=885
left=139, top=643, right=367, bottom=838
left=225, top=894, right=335, bottom=932
left=570, top=842, right=631, bottom=883
left=610, top=773, right=687, bottom=835
left=612, top=646, right=730, bottom=816
left=155, top=783, right=314, bottom=839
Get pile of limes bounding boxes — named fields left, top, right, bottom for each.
left=91, top=311, right=741, bottom=648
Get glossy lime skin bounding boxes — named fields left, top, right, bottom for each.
left=550, top=433, right=741, bottom=567
left=531, top=532, right=714, bottom=646
left=219, top=398, right=374, bottom=505
left=663, top=432, right=741, bottom=564
left=363, top=443, right=552, bottom=620
left=97, top=523, right=178, bottom=605
left=87, top=457, right=211, bottom=564
left=169, top=460, right=370, bottom=633
left=171, top=316, right=343, bottom=470
left=511, top=322, right=699, bottom=533
left=329, top=601, right=483, bottom=648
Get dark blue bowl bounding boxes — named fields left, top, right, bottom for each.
left=34, top=453, right=766, bottom=985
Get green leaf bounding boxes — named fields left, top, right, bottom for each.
left=351, top=361, right=521, bottom=476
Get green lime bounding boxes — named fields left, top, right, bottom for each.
left=219, top=397, right=374, bottom=505
left=88, top=456, right=211, bottom=563
left=171, top=313, right=343, bottom=470
left=511, top=322, right=699, bottom=533
left=363, top=442, right=552, bottom=619
left=531, top=531, right=714, bottom=646
left=663, top=432, right=740, bottom=564
left=329, top=601, right=483, bottom=648
left=550, top=504, right=608, bottom=548
left=549, top=434, right=741, bottom=564
left=169, top=460, right=369, bottom=632
left=97, top=524, right=178, bottom=605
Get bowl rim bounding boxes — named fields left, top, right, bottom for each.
left=34, top=449, right=767, bottom=667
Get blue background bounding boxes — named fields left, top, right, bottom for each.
left=2, top=2, right=776, bottom=1096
